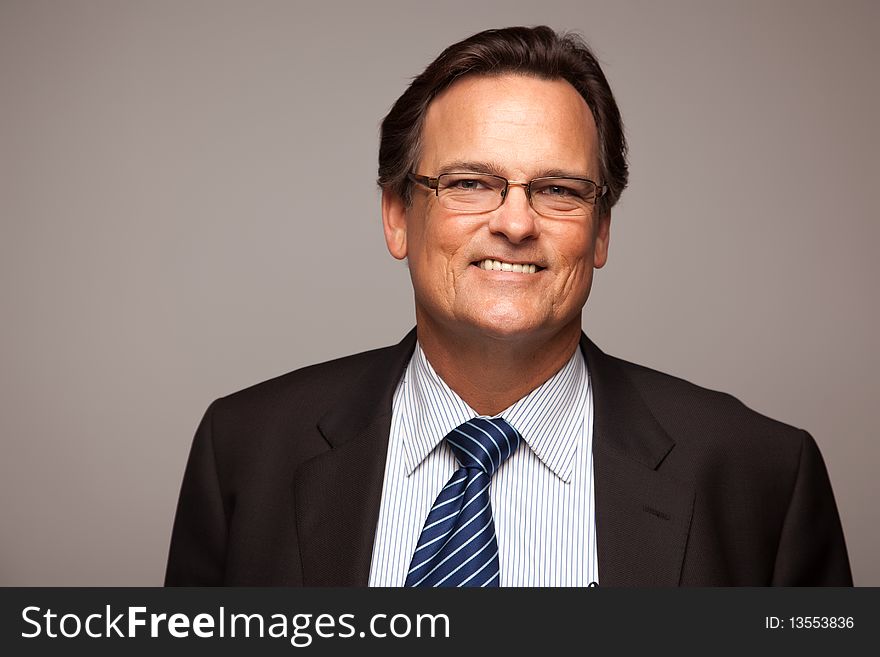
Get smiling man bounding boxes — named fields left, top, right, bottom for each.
left=165, top=26, right=851, bottom=587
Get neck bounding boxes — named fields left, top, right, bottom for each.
left=416, top=316, right=582, bottom=416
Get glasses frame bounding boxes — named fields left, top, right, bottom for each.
left=407, top=172, right=608, bottom=217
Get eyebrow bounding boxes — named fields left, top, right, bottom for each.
left=436, top=160, right=506, bottom=176
left=435, top=160, right=592, bottom=180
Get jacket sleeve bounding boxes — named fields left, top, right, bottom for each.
left=164, top=401, right=228, bottom=586
left=771, top=431, right=853, bottom=585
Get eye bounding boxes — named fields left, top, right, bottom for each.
left=533, top=179, right=597, bottom=203
left=448, top=177, right=486, bottom=191
left=542, top=184, right=579, bottom=198
left=439, top=173, right=506, bottom=193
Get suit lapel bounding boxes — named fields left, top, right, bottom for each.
left=582, top=334, right=695, bottom=586
left=293, top=329, right=417, bottom=586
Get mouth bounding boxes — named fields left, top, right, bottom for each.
left=471, top=258, right=545, bottom=274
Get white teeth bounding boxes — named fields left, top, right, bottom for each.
left=479, top=259, right=540, bottom=273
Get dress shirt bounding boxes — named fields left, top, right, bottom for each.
left=368, top=342, right=598, bottom=586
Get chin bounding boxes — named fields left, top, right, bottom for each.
left=464, top=306, right=547, bottom=341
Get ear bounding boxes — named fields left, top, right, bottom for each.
left=593, top=211, right=611, bottom=269
left=381, top=187, right=408, bottom=260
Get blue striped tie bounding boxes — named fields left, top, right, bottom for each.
left=405, top=417, right=521, bottom=587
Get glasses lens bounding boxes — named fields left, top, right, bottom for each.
left=436, top=174, right=506, bottom=212
left=530, top=178, right=596, bottom=216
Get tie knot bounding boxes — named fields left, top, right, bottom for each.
left=445, top=417, right=521, bottom=476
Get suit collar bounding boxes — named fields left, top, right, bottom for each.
left=316, top=329, right=418, bottom=450
left=581, top=334, right=694, bottom=586
left=580, top=334, right=674, bottom=469
left=293, top=329, right=417, bottom=586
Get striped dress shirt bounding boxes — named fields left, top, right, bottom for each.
left=368, top=342, right=598, bottom=586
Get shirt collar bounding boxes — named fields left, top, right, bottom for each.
left=400, top=342, right=589, bottom=483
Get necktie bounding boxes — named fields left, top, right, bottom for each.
left=405, top=417, right=521, bottom=587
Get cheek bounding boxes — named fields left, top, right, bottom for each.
left=553, top=223, right=595, bottom=270
left=418, top=215, right=480, bottom=269
left=549, top=225, right=598, bottom=304
left=407, top=219, right=461, bottom=297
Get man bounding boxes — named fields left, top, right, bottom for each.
left=165, top=26, right=851, bottom=586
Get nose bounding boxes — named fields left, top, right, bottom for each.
left=487, top=183, right=540, bottom=244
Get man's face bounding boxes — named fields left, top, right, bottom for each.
left=382, top=74, right=610, bottom=346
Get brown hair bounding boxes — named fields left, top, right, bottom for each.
left=378, top=26, right=628, bottom=214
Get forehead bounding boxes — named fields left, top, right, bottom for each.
left=419, top=73, right=598, bottom=177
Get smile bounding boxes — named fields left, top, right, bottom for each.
left=474, top=258, right=543, bottom=274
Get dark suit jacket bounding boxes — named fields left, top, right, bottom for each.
left=165, top=329, right=852, bottom=586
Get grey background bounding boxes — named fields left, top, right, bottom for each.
left=1, top=0, right=877, bottom=585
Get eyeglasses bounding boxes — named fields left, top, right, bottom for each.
left=408, top=172, right=607, bottom=218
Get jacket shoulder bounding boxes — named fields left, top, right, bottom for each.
left=596, top=352, right=850, bottom=586
left=612, top=354, right=805, bottom=438
left=211, top=341, right=403, bottom=422
left=191, top=339, right=411, bottom=494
